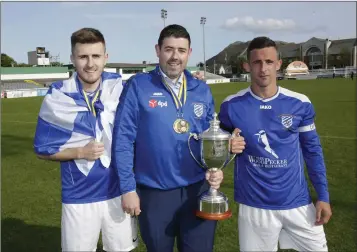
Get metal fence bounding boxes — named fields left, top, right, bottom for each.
left=1, top=82, right=41, bottom=90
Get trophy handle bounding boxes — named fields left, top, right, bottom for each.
left=225, top=131, right=240, bottom=166
left=188, top=133, right=205, bottom=168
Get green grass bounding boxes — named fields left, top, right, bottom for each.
left=2, top=78, right=356, bottom=251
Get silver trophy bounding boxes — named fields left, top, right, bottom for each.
left=188, top=112, right=236, bottom=220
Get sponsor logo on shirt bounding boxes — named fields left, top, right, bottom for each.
left=247, top=130, right=288, bottom=168
left=149, top=99, right=167, bottom=108
left=255, top=130, right=279, bottom=158
left=248, top=155, right=288, bottom=168
left=149, top=99, right=158, bottom=108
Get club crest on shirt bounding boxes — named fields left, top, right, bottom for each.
left=193, top=103, right=204, bottom=118
left=279, top=114, right=294, bottom=129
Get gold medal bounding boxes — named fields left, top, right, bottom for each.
left=173, top=119, right=181, bottom=133
left=161, top=73, right=189, bottom=134
left=173, top=119, right=189, bottom=134
left=179, top=119, right=189, bottom=133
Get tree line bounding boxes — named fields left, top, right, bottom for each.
left=196, top=46, right=353, bottom=76
left=1, top=53, right=63, bottom=67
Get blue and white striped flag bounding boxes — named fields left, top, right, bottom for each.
left=34, top=71, right=123, bottom=176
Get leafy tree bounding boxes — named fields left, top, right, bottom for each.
left=196, top=62, right=204, bottom=68
left=228, top=55, right=237, bottom=74
left=51, top=62, right=64, bottom=67
left=328, top=47, right=352, bottom=68
left=339, top=47, right=351, bottom=67
left=16, top=63, right=32, bottom=67
left=281, top=58, right=291, bottom=71
left=1, top=53, right=17, bottom=67
left=327, top=54, right=338, bottom=68
left=229, top=55, right=247, bottom=75
left=236, top=56, right=246, bottom=75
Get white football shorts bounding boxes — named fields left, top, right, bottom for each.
left=61, top=196, right=138, bottom=252
left=238, top=203, right=328, bottom=252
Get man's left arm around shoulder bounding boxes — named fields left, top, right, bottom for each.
left=299, top=102, right=332, bottom=225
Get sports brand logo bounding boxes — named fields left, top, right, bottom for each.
left=152, top=92, right=164, bottom=97
left=131, top=216, right=138, bottom=243
left=260, top=105, right=272, bottom=110
left=193, top=103, right=204, bottom=118
left=279, top=114, right=294, bottom=129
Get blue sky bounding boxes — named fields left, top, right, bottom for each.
left=1, top=1, right=356, bottom=66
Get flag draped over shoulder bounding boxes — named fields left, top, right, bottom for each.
left=34, top=71, right=123, bottom=176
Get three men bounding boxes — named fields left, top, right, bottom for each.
left=34, top=26, right=331, bottom=252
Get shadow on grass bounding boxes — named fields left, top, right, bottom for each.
left=1, top=134, right=34, bottom=158
left=1, top=218, right=144, bottom=252
left=2, top=218, right=61, bottom=252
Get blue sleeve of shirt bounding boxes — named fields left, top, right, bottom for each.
left=204, top=90, right=215, bottom=130
left=218, top=100, right=234, bottom=134
left=299, top=102, right=329, bottom=203
left=112, top=77, right=139, bottom=194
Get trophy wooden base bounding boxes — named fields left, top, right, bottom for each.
left=196, top=209, right=232, bottom=220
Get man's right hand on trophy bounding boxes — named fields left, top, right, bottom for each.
left=230, top=128, right=246, bottom=154
left=206, top=169, right=224, bottom=190
left=122, top=191, right=141, bottom=216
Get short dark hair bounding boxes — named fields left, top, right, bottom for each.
left=247, top=36, right=278, bottom=60
left=158, top=24, right=191, bottom=48
left=71, top=28, right=105, bottom=53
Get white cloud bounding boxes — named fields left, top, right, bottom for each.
left=222, top=16, right=297, bottom=33
left=221, top=16, right=329, bottom=35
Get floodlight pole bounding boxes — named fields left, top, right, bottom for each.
left=200, top=17, right=207, bottom=79
left=161, top=9, right=167, bottom=28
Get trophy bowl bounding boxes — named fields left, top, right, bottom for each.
left=188, top=112, right=236, bottom=220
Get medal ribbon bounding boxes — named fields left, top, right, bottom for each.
left=82, top=89, right=100, bottom=117
left=161, top=74, right=187, bottom=117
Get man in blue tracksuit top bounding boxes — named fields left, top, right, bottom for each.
left=112, top=24, right=244, bottom=252
left=219, top=36, right=332, bottom=251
